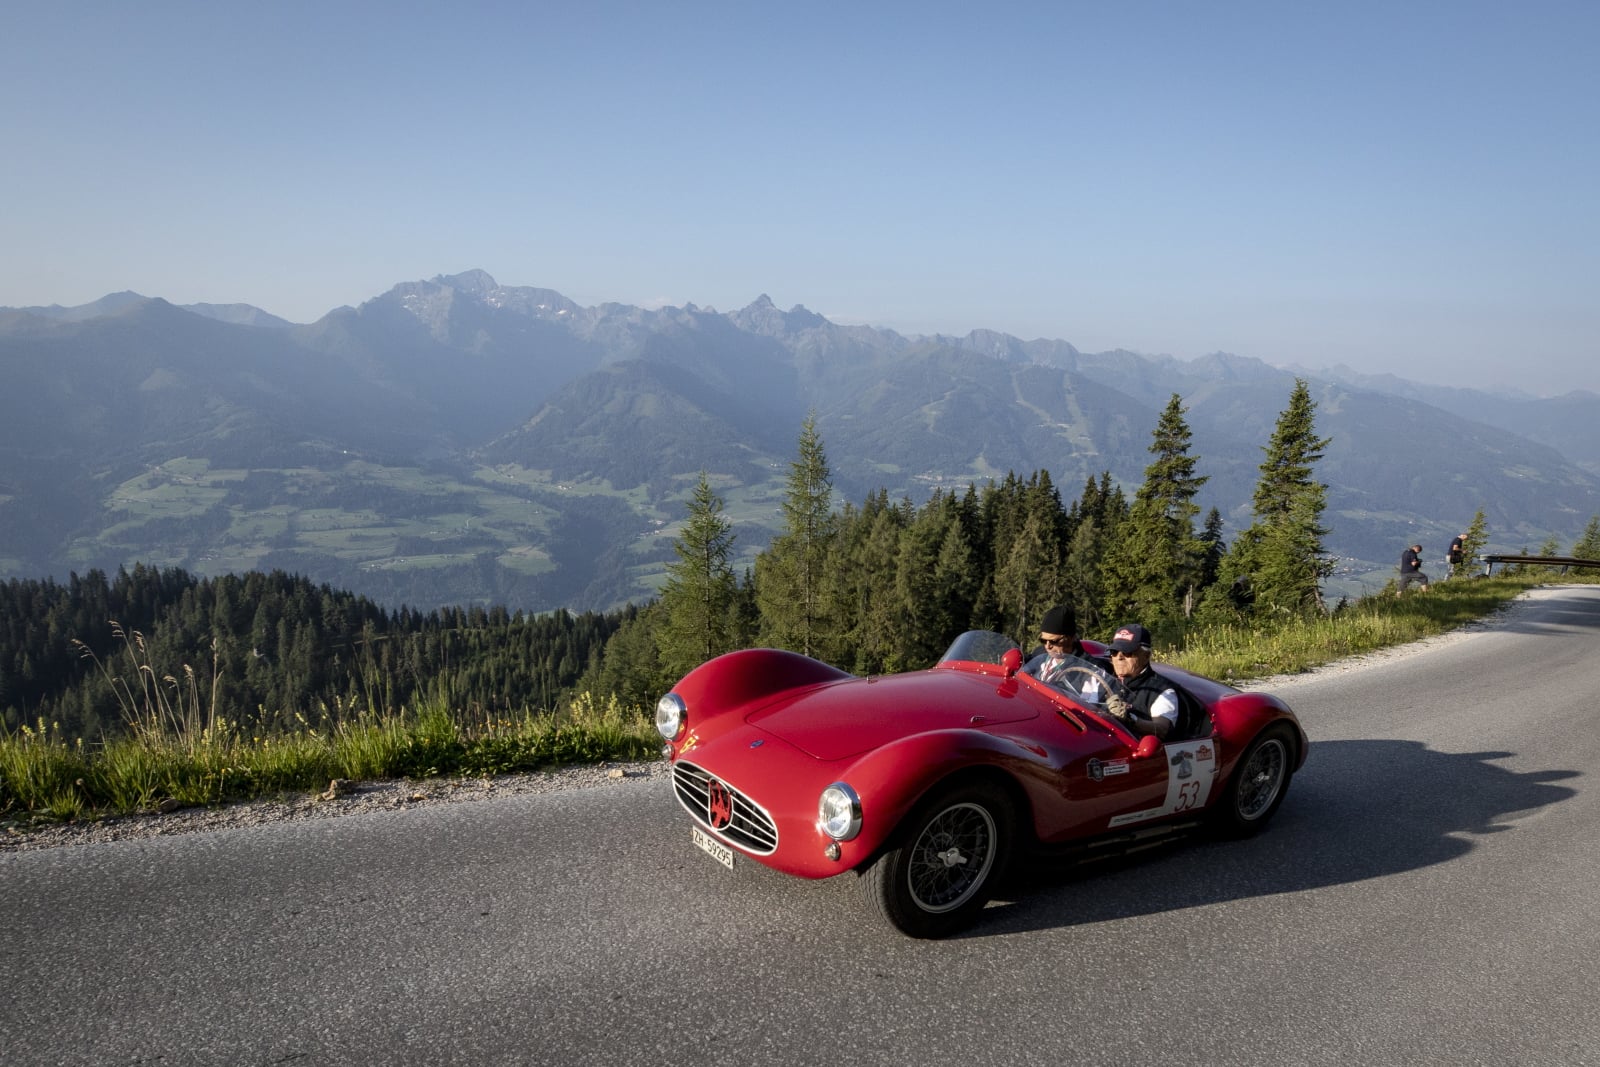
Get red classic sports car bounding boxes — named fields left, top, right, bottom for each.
left=657, top=630, right=1307, bottom=938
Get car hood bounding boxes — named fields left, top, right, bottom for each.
left=745, top=668, right=1038, bottom=760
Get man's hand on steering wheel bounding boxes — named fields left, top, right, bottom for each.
left=1104, top=692, right=1132, bottom=721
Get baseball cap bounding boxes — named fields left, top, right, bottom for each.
left=1108, top=624, right=1152, bottom=653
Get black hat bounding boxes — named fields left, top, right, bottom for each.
left=1108, top=623, right=1152, bottom=653
left=1039, top=605, right=1076, bottom=637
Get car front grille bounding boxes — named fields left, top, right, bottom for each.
left=672, top=760, right=780, bottom=855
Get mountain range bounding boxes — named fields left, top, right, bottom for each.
left=3, top=269, right=1597, bottom=613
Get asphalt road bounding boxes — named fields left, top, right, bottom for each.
left=5, top=585, right=1599, bottom=1066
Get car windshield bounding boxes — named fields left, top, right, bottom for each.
left=937, top=629, right=1022, bottom=666
left=938, top=631, right=1132, bottom=711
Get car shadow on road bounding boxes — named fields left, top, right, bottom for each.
left=967, top=738, right=1579, bottom=939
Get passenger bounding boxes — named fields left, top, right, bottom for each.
left=1022, top=604, right=1109, bottom=692
left=1104, top=623, right=1188, bottom=741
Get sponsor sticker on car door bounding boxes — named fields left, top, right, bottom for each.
left=1107, top=740, right=1217, bottom=828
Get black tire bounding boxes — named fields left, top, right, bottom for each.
left=861, top=781, right=1014, bottom=939
left=1215, top=724, right=1294, bottom=837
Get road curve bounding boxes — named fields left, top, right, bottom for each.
left=4, top=585, right=1599, bottom=1066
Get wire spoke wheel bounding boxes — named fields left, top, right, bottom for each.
left=863, top=781, right=1014, bottom=938
left=906, top=801, right=997, bottom=913
left=1236, top=737, right=1287, bottom=820
left=1215, top=725, right=1295, bottom=837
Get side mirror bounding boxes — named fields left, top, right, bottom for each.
left=1131, top=734, right=1161, bottom=760
left=1001, top=648, right=1023, bottom=678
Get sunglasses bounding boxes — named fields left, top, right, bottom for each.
left=1110, top=649, right=1142, bottom=659
left=1040, top=636, right=1069, bottom=648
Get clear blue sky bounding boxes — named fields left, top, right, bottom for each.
left=4, top=1, right=1596, bottom=395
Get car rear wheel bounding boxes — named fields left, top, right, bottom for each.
left=1215, top=724, right=1294, bottom=837
left=861, top=781, right=1013, bottom=939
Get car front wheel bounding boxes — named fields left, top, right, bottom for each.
left=861, top=781, right=1013, bottom=939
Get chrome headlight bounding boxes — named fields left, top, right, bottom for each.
left=655, top=692, right=686, bottom=741
left=818, top=782, right=862, bottom=841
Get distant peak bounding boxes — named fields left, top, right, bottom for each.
left=432, top=269, right=499, bottom=293
left=730, top=294, right=831, bottom=336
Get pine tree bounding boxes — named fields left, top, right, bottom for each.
left=1573, top=515, right=1600, bottom=560
left=1538, top=534, right=1562, bottom=557
left=819, top=492, right=904, bottom=673
left=756, top=413, right=837, bottom=659
left=991, top=472, right=1066, bottom=641
left=1197, top=507, right=1226, bottom=593
left=1457, top=509, right=1490, bottom=577
left=1062, top=472, right=1125, bottom=636
left=897, top=492, right=979, bottom=667
left=587, top=606, right=667, bottom=710
left=1099, top=394, right=1209, bottom=625
left=655, top=473, right=738, bottom=679
left=1222, top=379, right=1332, bottom=616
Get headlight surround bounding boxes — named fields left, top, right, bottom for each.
left=655, top=692, right=686, bottom=741
left=818, top=782, right=863, bottom=841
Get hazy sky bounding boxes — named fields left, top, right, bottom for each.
left=4, top=2, right=1596, bottom=395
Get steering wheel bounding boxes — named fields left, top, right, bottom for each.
left=1051, top=665, right=1132, bottom=721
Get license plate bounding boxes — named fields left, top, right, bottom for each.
left=691, top=825, right=735, bottom=869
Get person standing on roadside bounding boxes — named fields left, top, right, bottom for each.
left=1447, top=533, right=1467, bottom=577
left=1399, top=543, right=1430, bottom=594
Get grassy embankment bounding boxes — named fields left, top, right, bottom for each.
left=0, top=572, right=1560, bottom=828
left=1169, top=572, right=1547, bottom=683
left=1, top=683, right=658, bottom=827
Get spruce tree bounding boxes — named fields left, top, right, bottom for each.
left=656, top=472, right=738, bottom=679
left=895, top=493, right=956, bottom=668
left=1062, top=472, right=1124, bottom=636
left=990, top=473, right=1066, bottom=641
left=1573, top=515, right=1600, bottom=560
left=1197, top=507, right=1226, bottom=594
left=756, top=413, right=837, bottom=659
left=1223, top=378, right=1332, bottom=615
left=587, top=606, right=667, bottom=710
left=1457, top=509, right=1490, bottom=577
left=1100, top=394, right=1208, bottom=625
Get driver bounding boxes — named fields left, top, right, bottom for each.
left=1022, top=605, right=1110, bottom=693
left=1104, top=623, right=1188, bottom=740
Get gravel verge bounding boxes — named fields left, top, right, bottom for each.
left=2, top=758, right=670, bottom=854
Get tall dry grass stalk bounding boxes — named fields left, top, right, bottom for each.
left=71, top=621, right=224, bottom=752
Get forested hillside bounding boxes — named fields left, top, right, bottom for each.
left=0, top=566, right=628, bottom=738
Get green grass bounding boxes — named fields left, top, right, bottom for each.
left=1167, top=574, right=1541, bottom=684
left=0, top=692, right=660, bottom=828
left=2, top=625, right=658, bottom=826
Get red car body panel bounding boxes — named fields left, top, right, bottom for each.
left=665, top=643, right=1306, bottom=882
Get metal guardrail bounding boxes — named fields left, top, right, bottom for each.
left=1480, top=554, right=1600, bottom=576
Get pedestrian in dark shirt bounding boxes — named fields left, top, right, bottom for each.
left=1398, top=544, right=1430, bottom=594
left=1447, top=533, right=1467, bottom=577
